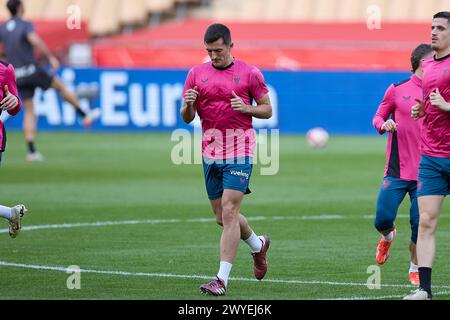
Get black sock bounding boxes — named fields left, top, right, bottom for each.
left=27, top=141, right=36, bottom=154
left=76, top=108, right=87, bottom=118
left=419, top=267, right=432, bottom=296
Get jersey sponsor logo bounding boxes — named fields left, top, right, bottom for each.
left=230, top=169, right=249, bottom=180
left=201, top=78, right=208, bottom=84
left=402, top=95, right=411, bottom=100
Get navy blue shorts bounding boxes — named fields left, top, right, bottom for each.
left=417, top=155, right=450, bottom=197
left=202, top=157, right=252, bottom=200
left=17, top=65, right=54, bottom=100
left=374, top=177, right=419, bottom=243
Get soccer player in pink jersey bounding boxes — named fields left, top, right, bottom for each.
left=404, top=12, right=450, bottom=300
left=0, top=60, right=28, bottom=238
left=181, top=24, right=272, bottom=296
left=372, top=44, right=433, bottom=286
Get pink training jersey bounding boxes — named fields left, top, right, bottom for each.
left=183, top=58, right=269, bottom=159
left=420, top=54, right=450, bottom=157
left=373, top=74, right=423, bottom=181
left=0, top=61, right=21, bottom=152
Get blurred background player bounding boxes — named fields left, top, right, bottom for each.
left=0, top=0, right=100, bottom=161
left=181, top=23, right=272, bottom=296
left=404, top=11, right=450, bottom=300
left=372, top=43, right=433, bottom=286
left=0, top=59, right=27, bottom=238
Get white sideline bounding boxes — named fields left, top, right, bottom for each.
left=0, top=213, right=430, bottom=234
left=1, top=260, right=450, bottom=292
left=0, top=215, right=345, bottom=234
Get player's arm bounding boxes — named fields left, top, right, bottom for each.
left=231, top=91, right=272, bottom=119
left=180, top=86, right=198, bottom=124
left=373, top=85, right=396, bottom=134
left=26, top=32, right=60, bottom=71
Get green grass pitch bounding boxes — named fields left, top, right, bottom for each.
left=0, top=132, right=449, bottom=300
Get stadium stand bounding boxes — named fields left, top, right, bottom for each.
left=21, top=0, right=48, bottom=20
left=119, top=0, right=147, bottom=27
left=41, top=0, right=71, bottom=19
left=1, top=0, right=449, bottom=68
left=1, top=0, right=448, bottom=36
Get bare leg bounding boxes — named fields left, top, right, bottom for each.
left=23, top=99, right=36, bottom=144
left=219, top=189, right=244, bottom=263
left=210, top=198, right=252, bottom=240
left=410, top=241, right=417, bottom=265
left=417, top=195, right=444, bottom=268
left=50, top=77, right=83, bottom=113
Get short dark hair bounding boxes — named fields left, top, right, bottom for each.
left=204, top=24, right=231, bottom=46
left=411, top=43, right=433, bottom=72
left=7, top=0, right=22, bottom=16
left=433, top=11, right=450, bottom=24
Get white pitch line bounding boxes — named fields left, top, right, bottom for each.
left=1, top=260, right=450, bottom=292
left=0, top=213, right=448, bottom=234
left=322, top=290, right=450, bottom=300
left=0, top=215, right=345, bottom=234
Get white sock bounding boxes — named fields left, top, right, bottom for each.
left=382, top=231, right=394, bottom=241
left=0, top=205, right=12, bottom=220
left=409, top=262, right=419, bottom=272
left=217, top=261, right=232, bottom=287
left=244, top=232, right=263, bottom=253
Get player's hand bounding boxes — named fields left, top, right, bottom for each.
left=381, top=119, right=397, bottom=133
left=49, top=55, right=60, bottom=72
left=231, top=91, right=248, bottom=114
left=430, top=88, right=450, bottom=112
left=184, top=86, right=198, bottom=108
left=0, top=85, right=19, bottom=111
left=411, top=98, right=425, bottom=120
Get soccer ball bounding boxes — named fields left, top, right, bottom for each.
left=306, top=127, right=329, bottom=148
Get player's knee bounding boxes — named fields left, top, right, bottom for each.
left=221, top=205, right=239, bottom=224
left=419, top=211, right=437, bottom=231
left=374, top=216, right=394, bottom=232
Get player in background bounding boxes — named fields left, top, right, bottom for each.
left=404, top=11, right=450, bottom=300
left=0, top=60, right=27, bottom=238
left=181, top=24, right=272, bottom=296
left=372, top=44, right=434, bottom=286
left=0, top=0, right=100, bottom=161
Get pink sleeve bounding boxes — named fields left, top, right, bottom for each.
left=248, top=68, right=269, bottom=101
left=373, top=84, right=395, bottom=135
left=5, top=64, right=22, bottom=116
left=182, top=68, right=196, bottom=98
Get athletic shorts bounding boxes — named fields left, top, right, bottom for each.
left=202, top=157, right=252, bottom=200
left=16, top=64, right=54, bottom=100
left=417, top=155, right=450, bottom=197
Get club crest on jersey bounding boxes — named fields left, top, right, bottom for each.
left=201, top=78, right=208, bottom=84
left=402, top=96, right=411, bottom=100
left=233, top=76, right=240, bottom=85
